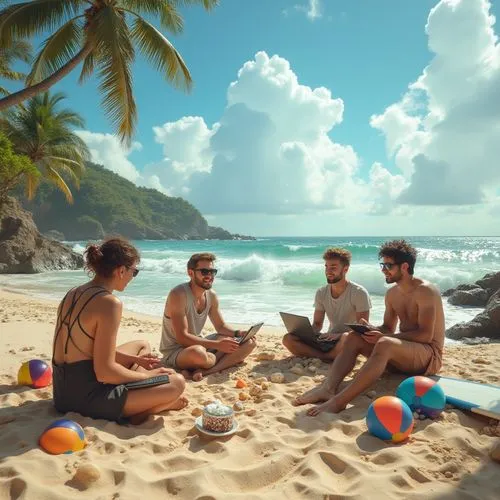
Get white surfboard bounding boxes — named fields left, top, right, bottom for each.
left=431, top=375, right=500, bottom=420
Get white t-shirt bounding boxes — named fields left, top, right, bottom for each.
left=314, top=281, right=371, bottom=333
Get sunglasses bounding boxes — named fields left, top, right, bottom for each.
left=379, top=262, right=399, bottom=271
left=128, top=267, right=140, bottom=277
left=195, top=268, right=218, bottom=276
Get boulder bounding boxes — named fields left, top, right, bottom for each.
left=446, top=289, right=500, bottom=340
left=0, top=197, right=83, bottom=273
left=475, top=272, right=500, bottom=292
left=443, top=283, right=483, bottom=297
left=448, top=288, right=490, bottom=307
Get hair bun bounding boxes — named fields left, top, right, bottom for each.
left=85, top=243, right=103, bottom=260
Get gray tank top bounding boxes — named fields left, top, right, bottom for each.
left=160, top=282, right=213, bottom=356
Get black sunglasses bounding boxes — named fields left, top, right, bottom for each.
left=195, top=268, right=218, bottom=276
left=128, top=267, right=140, bottom=277
left=379, top=262, right=399, bottom=271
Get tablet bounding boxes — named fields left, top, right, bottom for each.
left=238, top=322, right=264, bottom=343
left=345, top=323, right=371, bottom=334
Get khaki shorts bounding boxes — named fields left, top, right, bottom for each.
left=388, top=341, right=442, bottom=376
left=161, top=346, right=184, bottom=368
left=160, top=334, right=222, bottom=368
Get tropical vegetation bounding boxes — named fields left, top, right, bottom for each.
left=0, top=0, right=219, bottom=143
left=22, top=161, right=213, bottom=240
left=0, top=91, right=89, bottom=202
left=0, top=131, right=39, bottom=207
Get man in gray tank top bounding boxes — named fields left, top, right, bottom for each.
left=283, top=247, right=371, bottom=363
left=160, top=253, right=256, bottom=381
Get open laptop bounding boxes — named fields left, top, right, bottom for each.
left=279, top=312, right=336, bottom=353
left=236, top=322, right=264, bottom=344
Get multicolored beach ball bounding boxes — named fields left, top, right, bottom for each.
left=17, top=359, right=52, bottom=388
left=366, top=396, right=414, bottom=443
left=39, top=419, right=86, bottom=455
left=396, top=376, right=446, bottom=418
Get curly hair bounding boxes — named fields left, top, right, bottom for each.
left=378, top=240, right=417, bottom=275
left=322, top=247, right=352, bottom=267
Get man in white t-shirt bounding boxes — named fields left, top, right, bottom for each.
left=282, top=247, right=371, bottom=363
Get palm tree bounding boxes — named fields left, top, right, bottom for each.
left=0, top=91, right=90, bottom=203
left=0, top=0, right=219, bottom=144
left=0, top=38, right=32, bottom=95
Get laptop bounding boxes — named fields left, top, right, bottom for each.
left=236, top=322, right=264, bottom=344
left=279, top=312, right=336, bottom=353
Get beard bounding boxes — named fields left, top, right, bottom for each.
left=194, top=275, right=213, bottom=290
left=327, top=275, right=343, bottom=284
left=385, top=272, right=402, bottom=284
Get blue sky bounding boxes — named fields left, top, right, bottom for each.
left=4, top=0, right=500, bottom=236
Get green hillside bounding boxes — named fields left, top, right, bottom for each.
left=21, top=162, right=247, bottom=241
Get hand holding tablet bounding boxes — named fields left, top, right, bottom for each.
left=344, top=323, right=371, bottom=334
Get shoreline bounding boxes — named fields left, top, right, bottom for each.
left=1, top=289, right=500, bottom=498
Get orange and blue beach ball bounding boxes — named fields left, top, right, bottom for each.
left=39, top=419, right=86, bottom=455
left=396, top=376, right=446, bottom=418
left=17, top=359, right=52, bottom=388
left=366, top=396, right=414, bottom=443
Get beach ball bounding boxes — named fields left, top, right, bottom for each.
left=396, top=376, right=446, bottom=418
left=39, top=419, right=86, bottom=455
left=366, top=396, right=414, bottom=443
left=17, top=359, right=52, bottom=388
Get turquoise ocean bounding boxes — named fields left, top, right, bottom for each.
left=1, top=237, right=498, bottom=338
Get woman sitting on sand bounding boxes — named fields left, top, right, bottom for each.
left=52, top=237, right=188, bottom=424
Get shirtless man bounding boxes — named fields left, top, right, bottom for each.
left=283, top=247, right=371, bottom=363
left=295, top=239, right=444, bottom=415
left=160, top=253, right=256, bottom=381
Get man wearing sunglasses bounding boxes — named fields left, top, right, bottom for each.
left=160, top=253, right=256, bottom=381
left=303, top=239, right=445, bottom=416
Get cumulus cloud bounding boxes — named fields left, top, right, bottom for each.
left=75, top=131, right=142, bottom=183
left=370, top=0, right=500, bottom=206
left=144, top=51, right=363, bottom=214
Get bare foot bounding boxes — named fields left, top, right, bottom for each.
left=293, top=385, right=332, bottom=406
left=307, top=396, right=346, bottom=416
left=164, top=396, right=189, bottom=411
left=192, top=370, right=204, bottom=382
left=181, top=369, right=193, bottom=380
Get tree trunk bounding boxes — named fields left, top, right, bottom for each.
left=0, top=45, right=92, bottom=111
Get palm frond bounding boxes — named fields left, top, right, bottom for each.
left=130, top=16, right=192, bottom=91
left=0, top=68, right=25, bottom=80
left=90, top=6, right=136, bottom=144
left=0, top=0, right=83, bottom=47
left=169, top=0, right=219, bottom=11
left=118, top=0, right=183, bottom=34
left=78, top=51, right=94, bottom=84
left=43, top=164, right=74, bottom=203
left=24, top=169, right=40, bottom=200
left=27, top=16, right=83, bottom=85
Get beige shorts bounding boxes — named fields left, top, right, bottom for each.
left=160, top=346, right=185, bottom=368
left=389, top=341, right=442, bottom=376
left=160, top=334, right=222, bottom=369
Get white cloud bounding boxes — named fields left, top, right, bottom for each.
left=144, top=51, right=365, bottom=215
left=370, top=0, right=500, bottom=206
left=297, top=0, right=322, bottom=21
left=284, top=0, right=322, bottom=21
left=75, top=131, right=142, bottom=183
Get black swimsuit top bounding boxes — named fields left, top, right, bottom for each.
left=52, top=285, right=109, bottom=364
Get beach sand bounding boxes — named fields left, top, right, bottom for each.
left=1, top=289, right=499, bottom=499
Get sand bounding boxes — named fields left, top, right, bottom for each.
left=1, top=288, right=499, bottom=500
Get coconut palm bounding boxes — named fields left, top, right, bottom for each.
left=0, top=0, right=218, bottom=144
left=0, top=91, right=90, bottom=203
left=0, top=38, right=32, bottom=95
